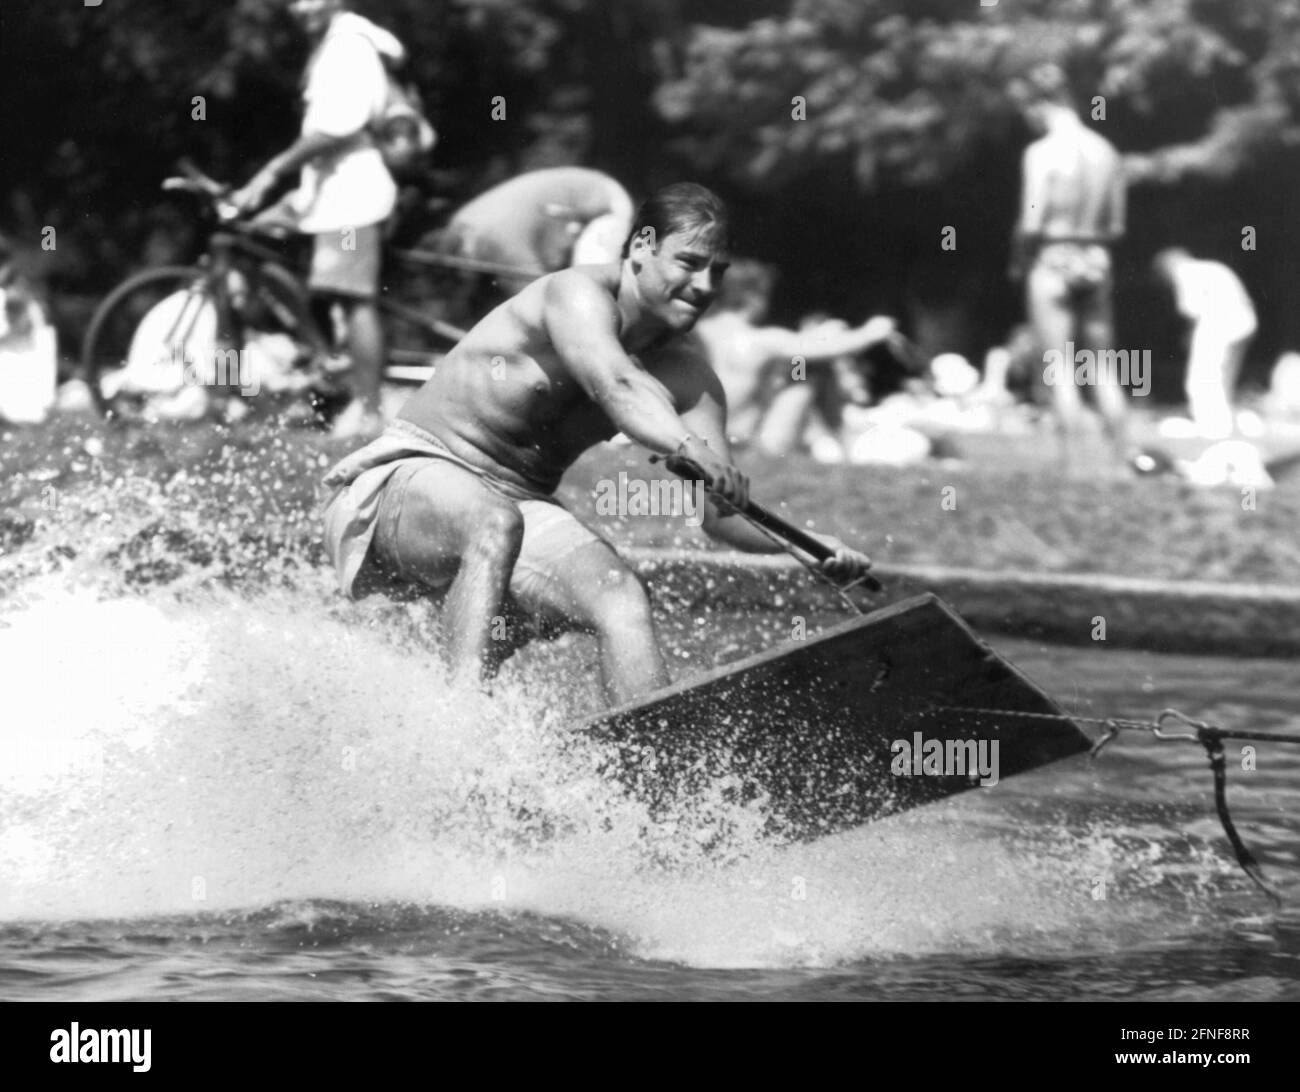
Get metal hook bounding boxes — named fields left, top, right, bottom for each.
left=1152, top=707, right=1205, bottom=741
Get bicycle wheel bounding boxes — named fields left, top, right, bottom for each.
left=80, top=266, right=218, bottom=412
left=241, top=259, right=327, bottom=359
left=82, top=262, right=326, bottom=414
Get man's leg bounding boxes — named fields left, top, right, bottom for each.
left=309, top=223, right=385, bottom=435
left=1027, top=262, right=1085, bottom=467
left=1221, top=334, right=1250, bottom=432
left=375, top=461, right=525, bottom=686
left=342, top=297, right=384, bottom=415
left=510, top=537, right=668, bottom=706
left=1185, top=324, right=1238, bottom=439
left=1079, top=288, right=1129, bottom=460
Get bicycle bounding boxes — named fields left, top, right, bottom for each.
left=79, top=163, right=491, bottom=420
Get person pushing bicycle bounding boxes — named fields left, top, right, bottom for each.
left=228, top=0, right=408, bottom=439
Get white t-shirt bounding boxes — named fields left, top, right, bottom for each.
left=1172, top=260, right=1257, bottom=341
left=290, top=13, right=398, bottom=234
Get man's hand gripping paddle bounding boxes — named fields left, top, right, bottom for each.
left=653, top=452, right=884, bottom=596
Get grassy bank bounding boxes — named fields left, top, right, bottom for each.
left=557, top=433, right=1300, bottom=587
left=2, top=412, right=1298, bottom=589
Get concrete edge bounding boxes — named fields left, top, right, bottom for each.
left=623, top=548, right=1300, bottom=657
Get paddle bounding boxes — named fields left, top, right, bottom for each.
left=655, top=452, right=884, bottom=593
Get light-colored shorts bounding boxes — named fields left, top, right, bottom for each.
left=321, top=419, right=607, bottom=605
left=251, top=199, right=384, bottom=301
left=309, top=222, right=383, bottom=300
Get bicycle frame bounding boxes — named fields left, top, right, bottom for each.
left=208, top=228, right=468, bottom=380
left=83, top=164, right=549, bottom=410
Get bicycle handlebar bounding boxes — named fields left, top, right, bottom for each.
left=162, top=177, right=221, bottom=197
left=162, top=161, right=240, bottom=221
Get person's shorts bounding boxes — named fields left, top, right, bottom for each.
left=1030, top=242, right=1112, bottom=302
left=321, top=419, right=608, bottom=607
left=309, top=222, right=383, bottom=300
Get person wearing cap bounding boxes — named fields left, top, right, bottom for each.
left=1010, top=63, right=1129, bottom=470
left=229, top=0, right=410, bottom=438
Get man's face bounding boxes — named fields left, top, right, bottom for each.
left=289, top=0, right=341, bottom=38
left=632, top=226, right=730, bottom=332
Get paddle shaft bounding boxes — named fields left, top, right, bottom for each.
left=660, top=454, right=883, bottom=592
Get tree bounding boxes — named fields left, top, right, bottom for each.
left=653, top=0, right=1300, bottom=368
left=657, top=0, right=1300, bottom=191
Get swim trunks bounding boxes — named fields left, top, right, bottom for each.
left=1032, top=241, right=1111, bottom=298
left=321, top=417, right=607, bottom=601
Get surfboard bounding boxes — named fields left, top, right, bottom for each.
left=582, top=593, right=1092, bottom=839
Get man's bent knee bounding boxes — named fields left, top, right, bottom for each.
left=466, top=503, right=525, bottom=561
left=589, top=565, right=654, bottom=630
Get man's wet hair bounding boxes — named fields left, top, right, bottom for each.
left=622, top=183, right=732, bottom=258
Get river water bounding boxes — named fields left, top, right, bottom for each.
left=1, top=435, right=1297, bottom=1003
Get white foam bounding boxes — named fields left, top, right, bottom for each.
left=0, top=588, right=1216, bottom=965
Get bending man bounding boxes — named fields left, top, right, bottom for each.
left=322, top=183, right=872, bottom=705
left=426, top=167, right=635, bottom=313
left=1153, top=248, right=1256, bottom=439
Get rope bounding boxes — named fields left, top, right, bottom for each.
left=649, top=454, right=1293, bottom=901
left=929, top=703, right=1296, bottom=903
left=1205, top=739, right=1278, bottom=903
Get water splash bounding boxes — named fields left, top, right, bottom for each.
left=0, top=425, right=1264, bottom=970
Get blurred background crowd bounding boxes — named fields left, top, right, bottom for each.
left=4, top=0, right=1300, bottom=478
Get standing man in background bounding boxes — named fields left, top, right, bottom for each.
left=230, top=0, right=406, bottom=439
left=1011, top=63, right=1129, bottom=471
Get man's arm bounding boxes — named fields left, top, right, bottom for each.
left=230, top=30, right=384, bottom=216
left=543, top=271, right=748, bottom=504
left=669, top=341, right=875, bottom=581
left=1011, top=142, right=1048, bottom=279
left=229, top=133, right=352, bottom=215
left=747, top=317, right=895, bottom=365
left=1019, top=141, right=1048, bottom=238
left=668, top=349, right=787, bottom=552
left=1107, top=152, right=1126, bottom=241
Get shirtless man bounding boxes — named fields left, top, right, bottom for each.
left=1011, top=64, right=1128, bottom=467
left=694, top=259, right=895, bottom=447
left=430, top=167, right=635, bottom=304
left=322, top=183, right=873, bottom=705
